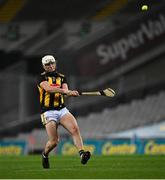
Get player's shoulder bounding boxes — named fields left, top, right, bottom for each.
left=41, top=71, right=46, bottom=76
left=57, top=72, right=65, bottom=78
left=39, top=72, right=47, bottom=79
left=36, top=72, right=47, bottom=83
left=38, top=72, right=48, bottom=81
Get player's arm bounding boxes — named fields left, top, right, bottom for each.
left=61, top=83, right=69, bottom=91
left=62, top=83, right=79, bottom=96
left=40, top=81, right=68, bottom=94
left=40, top=81, right=79, bottom=96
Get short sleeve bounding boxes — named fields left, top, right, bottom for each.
left=36, top=75, right=46, bottom=86
left=62, top=76, right=67, bottom=84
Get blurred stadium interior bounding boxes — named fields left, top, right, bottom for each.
left=0, top=0, right=165, bottom=155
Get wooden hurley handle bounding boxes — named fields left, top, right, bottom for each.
left=79, top=91, right=101, bottom=96
left=79, top=88, right=115, bottom=97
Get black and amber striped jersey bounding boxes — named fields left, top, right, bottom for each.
left=37, top=71, right=67, bottom=113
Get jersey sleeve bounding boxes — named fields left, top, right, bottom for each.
left=62, top=76, right=67, bottom=84
left=36, top=75, right=46, bottom=86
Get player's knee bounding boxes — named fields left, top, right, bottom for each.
left=70, top=125, right=79, bottom=135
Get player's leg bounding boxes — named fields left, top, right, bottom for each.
left=42, top=121, right=59, bottom=168
left=60, top=112, right=83, bottom=150
left=44, top=121, right=59, bottom=155
left=60, top=112, right=91, bottom=164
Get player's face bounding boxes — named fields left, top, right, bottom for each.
left=43, top=62, right=56, bottom=72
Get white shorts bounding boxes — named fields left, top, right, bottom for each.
left=41, top=107, right=69, bottom=125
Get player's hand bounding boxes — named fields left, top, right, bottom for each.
left=70, top=90, right=79, bottom=97
left=63, top=89, right=79, bottom=96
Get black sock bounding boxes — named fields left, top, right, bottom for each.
left=79, top=150, right=84, bottom=157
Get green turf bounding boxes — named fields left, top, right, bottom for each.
left=0, top=155, right=165, bottom=179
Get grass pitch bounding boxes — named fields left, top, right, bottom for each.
left=0, top=155, right=165, bottom=179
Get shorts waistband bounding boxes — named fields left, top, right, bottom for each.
left=41, top=105, right=65, bottom=113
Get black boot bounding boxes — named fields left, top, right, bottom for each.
left=42, top=152, right=50, bottom=169
left=81, top=151, right=91, bottom=165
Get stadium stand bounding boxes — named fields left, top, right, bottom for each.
left=0, top=0, right=26, bottom=23
left=0, top=0, right=165, bottom=143
left=91, top=0, right=129, bottom=21
left=75, top=91, right=165, bottom=138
